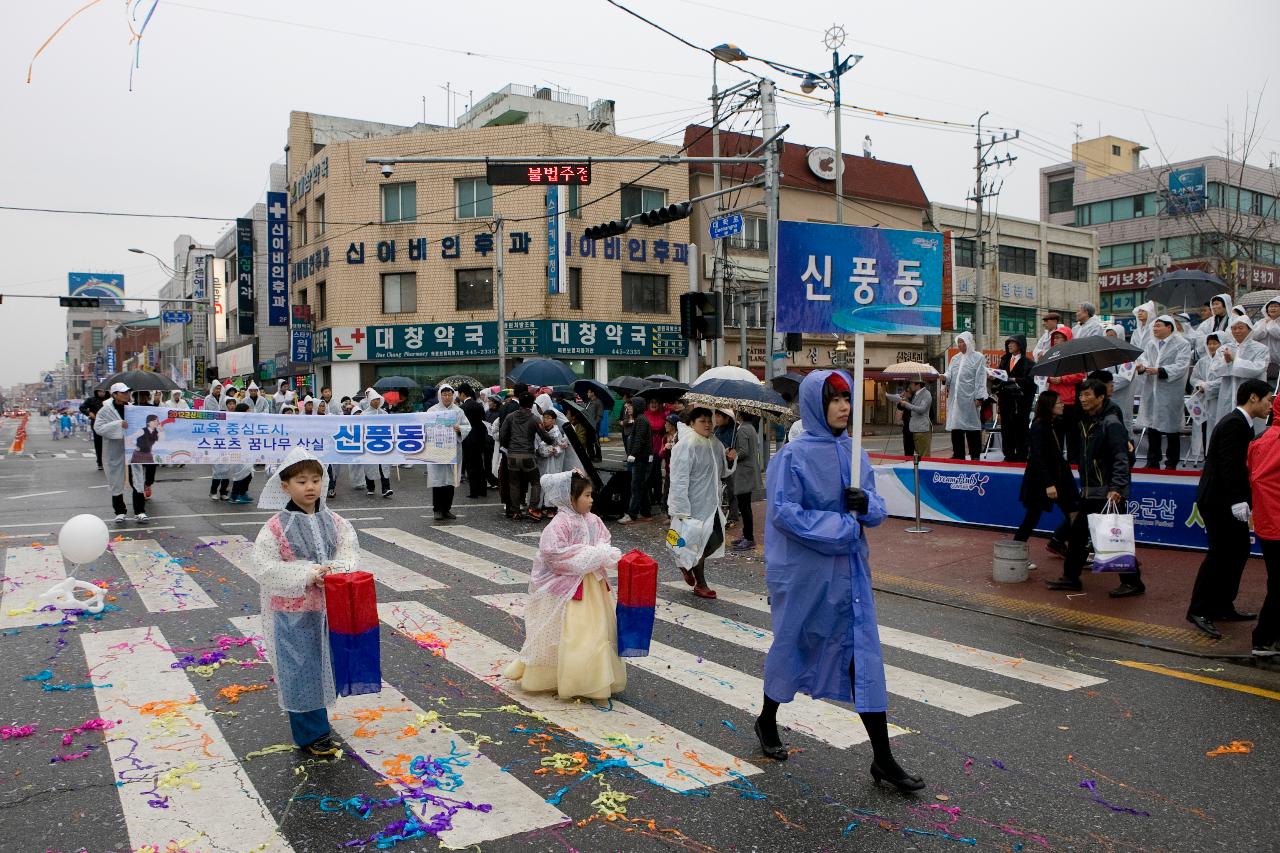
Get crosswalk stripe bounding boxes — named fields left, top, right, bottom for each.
left=381, top=600, right=761, bottom=791
left=200, top=534, right=447, bottom=593
left=230, top=616, right=569, bottom=848
left=662, top=581, right=1105, bottom=692
left=476, top=593, right=906, bottom=750
left=435, top=524, right=540, bottom=560
left=363, top=528, right=529, bottom=585
left=653, top=599, right=1018, bottom=717
left=111, top=539, right=217, bottom=612
left=81, top=627, right=292, bottom=852
left=1, top=544, right=68, bottom=628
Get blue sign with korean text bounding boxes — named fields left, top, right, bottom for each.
left=1167, top=166, right=1206, bottom=215
left=547, top=186, right=563, bottom=295
left=266, top=192, right=290, bottom=326
left=291, top=329, right=312, bottom=364
left=776, top=221, right=943, bottom=336
left=162, top=311, right=192, bottom=324
left=709, top=213, right=744, bottom=240
left=106, top=347, right=116, bottom=373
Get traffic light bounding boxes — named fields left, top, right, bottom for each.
left=680, top=291, right=723, bottom=341
left=636, top=201, right=692, bottom=227
left=60, top=296, right=101, bottom=308
left=583, top=219, right=633, bottom=241
left=784, top=332, right=803, bottom=351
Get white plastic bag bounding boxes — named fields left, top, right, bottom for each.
left=665, top=516, right=706, bottom=570
left=1087, top=499, right=1136, bottom=572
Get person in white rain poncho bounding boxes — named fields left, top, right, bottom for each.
left=165, top=390, right=188, bottom=411
left=502, top=470, right=625, bottom=700
left=1249, top=297, right=1280, bottom=382
left=944, top=331, right=988, bottom=460
left=1196, top=293, right=1234, bottom=358
left=1189, top=331, right=1227, bottom=461
left=533, top=407, right=571, bottom=511
left=1212, top=315, right=1270, bottom=426
left=244, top=382, right=272, bottom=413
left=425, top=384, right=470, bottom=520
left=1130, top=301, right=1157, bottom=352
left=201, top=380, right=225, bottom=412
left=667, top=407, right=736, bottom=599
left=1135, top=315, right=1193, bottom=469
left=360, top=392, right=393, bottom=498
left=94, top=382, right=148, bottom=525
left=272, top=380, right=296, bottom=410
left=251, top=447, right=359, bottom=756
left=1104, top=323, right=1137, bottom=430
left=1072, top=302, right=1104, bottom=338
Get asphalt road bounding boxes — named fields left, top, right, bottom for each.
left=1, top=423, right=1277, bottom=853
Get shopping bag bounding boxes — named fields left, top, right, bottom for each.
left=324, top=571, right=382, bottom=696
left=1087, top=501, right=1136, bottom=572
left=616, top=549, right=658, bottom=657
left=664, top=517, right=705, bottom=570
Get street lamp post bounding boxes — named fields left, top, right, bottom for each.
left=797, top=26, right=861, bottom=225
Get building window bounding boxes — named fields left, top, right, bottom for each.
left=1111, top=144, right=1122, bottom=156
left=455, top=268, right=493, bottom=310
left=296, top=209, right=308, bottom=245
left=1048, top=252, right=1089, bottom=282
left=316, top=281, right=327, bottom=321
left=621, top=186, right=666, bottom=219
left=997, top=245, right=1036, bottom=275
left=298, top=288, right=307, bottom=315
left=314, top=195, right=326, bottom=236
left=566, top=184, right=582, bottom=219
left=953, top=237, right=976, bottom=268
left=568, top=267, right=583, bottom=309
left=621, top=271, right=668, bottom=314
left=955, top=301, right=975, bottom=332
left=729, top=216, right=769, bottom=251
left=1047, top=179, right=1074, bottom=214
left=726, top=289, right=763, bottom=328
left=456, top=178, right=493, bottom=219
left=998, top=306, right=1037, bottom=338
left=381, top=272, right=417, bottom=314
left=381, top=182, right=417, bottom=223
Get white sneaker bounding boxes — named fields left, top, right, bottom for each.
left=113, top=514, right=127, bottom=524
left=210, top=494, right=221, bottom=501
left=135, top=513, right=150, bottom=525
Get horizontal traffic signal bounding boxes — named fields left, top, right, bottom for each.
left=60, top=296, right=101, bottom=308
left=637, top=202, right=691, bottom=227
left=583, top=219, right=633, bottom=241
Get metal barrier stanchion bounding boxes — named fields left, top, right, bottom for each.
left=905, top=452, right=930, bottom=534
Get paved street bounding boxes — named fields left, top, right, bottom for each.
left=2, top=425, right=1278, bottom=853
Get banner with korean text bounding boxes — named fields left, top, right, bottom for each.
left=123, top=407, right=434, bottom=466
left=776, top=222, right=943, bottom=336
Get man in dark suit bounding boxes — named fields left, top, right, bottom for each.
left=456, top=384, right=489, bottom=499
left=1186, top=378, right=1274, bottom=638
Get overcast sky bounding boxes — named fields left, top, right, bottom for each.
left=2, top=0, right=1276, bottom=389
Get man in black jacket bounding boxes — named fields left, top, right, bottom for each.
left=997, top=334, right=1035, bottom=461
left=620, top=396, right=654, bottom=523
left=456, top=384, right=489, bottom=500
left=1186, top=378, right=1273, bottom=638
left=498, top=393, right=556, bottom=519
left=1048, top=379, right=1145, bottom=596
left=81, top=389, right=107, bottom=470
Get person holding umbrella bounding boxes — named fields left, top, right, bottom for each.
left=944, top=332, right=988, bottom=460
left=583, top=389, right=604, bottom=462
left=1134, top=315, right=1194, bottom=470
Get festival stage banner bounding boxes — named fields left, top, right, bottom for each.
left=871, top=455, right=1250, bottom=555
left=123, top=407, right=439, bottom=466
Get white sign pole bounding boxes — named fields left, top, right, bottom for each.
left=849, top=334, right=865, bottom=486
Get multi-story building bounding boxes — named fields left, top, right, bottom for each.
left=683, top=125, right=932, bottom=377
left=1040, top=136, right=1280, bottom=323
left=65, top=306, right=146, bottom=396
left=455, top=84, right=615, bottom=134
left=285, top=108, right=690, bottom=395
left=929, top=203, right=1098, bottom=348
left=157, top=235, right=215, bottom=386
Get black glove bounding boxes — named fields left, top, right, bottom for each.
left=844, top=487, right=869, bottom=515
left=1157, top=367, right=1168, bottom=380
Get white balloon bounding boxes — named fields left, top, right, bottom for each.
left=58, top=514, right=110, bottom=566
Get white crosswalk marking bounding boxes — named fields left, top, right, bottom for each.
left=1, top=544, right=68, bottom=628
left=664, top=581, right=1106, bottom=692
left=653, top=599, right=1018, bottom=717
left=81, top=627, right=292, bottom=852
left=435, top=525, right=540, bottom=560
left=381, top=600, right=762, bottom=791
left=202, top=534, right=447, bottom=592
left=476, top=593, right=906, bottom=749
left=363, top=528, right=529, bottom=585
left=111, top=539, right=217, bottom=612
left=230, top=616, right=569, bottom=848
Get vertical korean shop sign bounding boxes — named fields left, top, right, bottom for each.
left=776, top=222, right=943, bottom=336
left=546, top=185, right=565, bottom=294
left=266, top=192, right=289, bottom=326
left=235, top=218, right=255, bottom=335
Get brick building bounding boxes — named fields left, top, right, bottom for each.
left=284, top=111, right=691, bottom=395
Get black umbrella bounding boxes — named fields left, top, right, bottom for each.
left=644, top=373, right=679, bottom=383
left=636, top=379, right=691, bottom=402
left=1146, top=270, right=1229, bottom=310
left=574, top=379, right=614, bottom=408
left=607, top=375, right=648, bottom=394
left=560, top=398, right=598, bottom=438
left=1030, top=336, right=1143, bottom=377
left=770, top=371, right=807, bottom=399
left=508, top=358, right=577, bottom=388
left=96, top=370, right=178, bottom=392
left=372, top=375, right=421, bottom=392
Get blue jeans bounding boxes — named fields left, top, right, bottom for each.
left=288, top=707, right=330, bottom=747
left=628, top=460, right=651, bottom=519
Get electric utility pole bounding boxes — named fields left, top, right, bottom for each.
left=969, top=112, right=1018, bottom=350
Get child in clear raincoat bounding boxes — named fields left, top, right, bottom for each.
left=533, top=409, right=570, bottom=512
left=503, top=470, right=626, bottom=700
left=251, top=447, right=360, bottom=755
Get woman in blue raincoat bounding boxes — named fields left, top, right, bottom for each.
left=757, top=370, right=924, bottom=792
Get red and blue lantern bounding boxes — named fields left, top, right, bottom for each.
left=616, top=549, right=657, bottom=657
left=324, top=571, right=381, bottom=696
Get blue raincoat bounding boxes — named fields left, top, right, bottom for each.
left=762, top=369, right=888, bottom=712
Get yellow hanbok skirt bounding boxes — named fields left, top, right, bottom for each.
left=504, top=574, right=626, bottom=700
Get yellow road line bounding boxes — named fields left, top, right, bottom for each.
left=1115, top=660, right=1280, bottom=701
